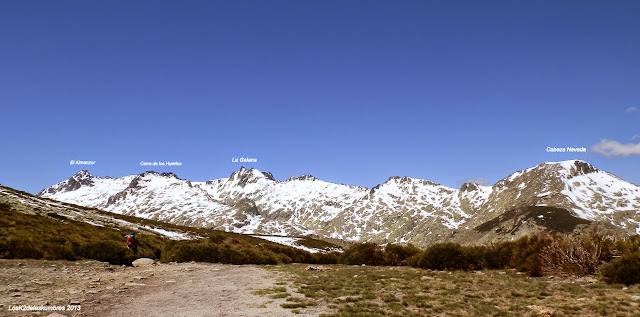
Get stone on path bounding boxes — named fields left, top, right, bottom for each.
left=132, top=258, right=155, bottom=267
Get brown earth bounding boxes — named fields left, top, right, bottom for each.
left=0, top=259, right=323, bottom=317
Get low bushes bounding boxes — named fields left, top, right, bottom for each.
left=78, top=241, right=137, bottom=265
left=406, top=232, right=621, bottom=278
left=339, top=243, right=386, bottom=266
left=407, top=242, right=511, bottom=271
left=538, top=231, right=617, bottom=276
left=509, top=234, right=553, bottom=276
left=409, top=243, right=470, bottom=270
left=329, top=234, right=620, bottom=275
left=0, top=237, right=44, bottom=259
left=601, top=252, right=640, bottom=285
left=338, top=243, right=420, bottom=266
left=483, top=241, right=514, bottom=269
left=162, top=240, right=283, bottom=264
left=384, top=243, right=421, bottom=266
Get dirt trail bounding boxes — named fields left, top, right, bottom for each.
left=0, top=259, right=320, bottom=317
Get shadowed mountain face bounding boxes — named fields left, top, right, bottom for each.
left=475, top=206, right=591, bottom=234
left=452, top=206, right=628, bottom=245
left=37, top=161, right=640, bottom=247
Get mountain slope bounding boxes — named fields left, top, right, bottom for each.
left=1, top=185, right=341, bottom=254
left=37, top=160, right=640, bottom=246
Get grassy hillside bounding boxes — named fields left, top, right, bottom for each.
left=0, top=202, right=164, bottom=264
left=0, top=201, right=340, bottom=266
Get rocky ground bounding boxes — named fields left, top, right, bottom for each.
left=0, top=259, right=320, bottom=317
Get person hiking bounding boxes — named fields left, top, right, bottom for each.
left=125, top=233, right=139, bottom=254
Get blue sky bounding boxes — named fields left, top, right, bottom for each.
left=1, top=0, right=639, bottom=193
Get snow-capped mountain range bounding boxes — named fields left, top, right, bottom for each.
left=37, top=160, right=640, bottom=246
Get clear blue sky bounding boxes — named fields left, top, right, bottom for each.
left=1, top=0, right=639, bottom=194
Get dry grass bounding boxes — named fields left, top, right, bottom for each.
left=260, top=264, right=640, bottom=316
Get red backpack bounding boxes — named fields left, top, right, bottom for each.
left=126, top=236, right=136, bottom=248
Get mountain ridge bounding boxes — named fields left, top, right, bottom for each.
left=36, top=160, right=640, bottom=247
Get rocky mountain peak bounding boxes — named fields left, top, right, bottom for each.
left=261, top=171, right=275, bottom=181
left=533, top=160, right=598, bottom=177
left=74, top=170, right=92, bottom=179
left=382, top=176, right=441, bottom=188
left=566, top=160, right=598, bottom=177
left=36, top=170, right=95, bottom=196
left=63, top=170, right=96, bottom=192
left=460, top=182, right=480, bottom=192
left=137, top=171, right=179, bottom=179
left=382, top=176, right=407, bottom=185
left=229, top=167, right=275, bottom=187
left=286, top=175, right=318, bottom=182
left=160, top=172, right=179, bottom=178
left=498, top=160, right=596, bottom=188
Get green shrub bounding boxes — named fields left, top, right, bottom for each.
left=408, top=242, right=514, bottom=271
left=277, top=252, right=293, bottom=264
left=313, top=251, right=339, bottom=264
left=615, top=235, right=640, bottom=255
left=162, top=239, right=296, bottom=265
left=0, top=237, right=43, bottom=259
left=411, top=243, right=475, bottom=270
left=384, top=244, right=421, bottom=266
left=339, top=243, right=386, bottom=266
left=463, top=245, right=490, bottom=270
left=167, top=241, right=220, bottom=263
left=208, top=232, right=227, bottom=244
left=510, top=234, right=553, bottom=277
left=484, top=241, right=514, bottom=269
left=78, top=240, right=136, bottom=265
left=601, top=252, right=640, bottom=285
left=42, top=243, right=76, bottom=261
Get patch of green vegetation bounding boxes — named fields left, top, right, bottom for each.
left=0, top=205, right=163, bottom=265
left=281, top=303, right=308, bottom=309
left=253, top=286, right=288, bottom=296
left=281, top=296, right=316, bottom=309
left=338, top=243, right=420, bottom=266
left=266, top=264, right=640, bottom=317
left=601, top=251, right=640, bottom=285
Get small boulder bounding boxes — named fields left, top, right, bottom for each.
left=132, top=258, right=155, bottom=267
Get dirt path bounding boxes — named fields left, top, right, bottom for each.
left=0, top=259, right=321, bottom=317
